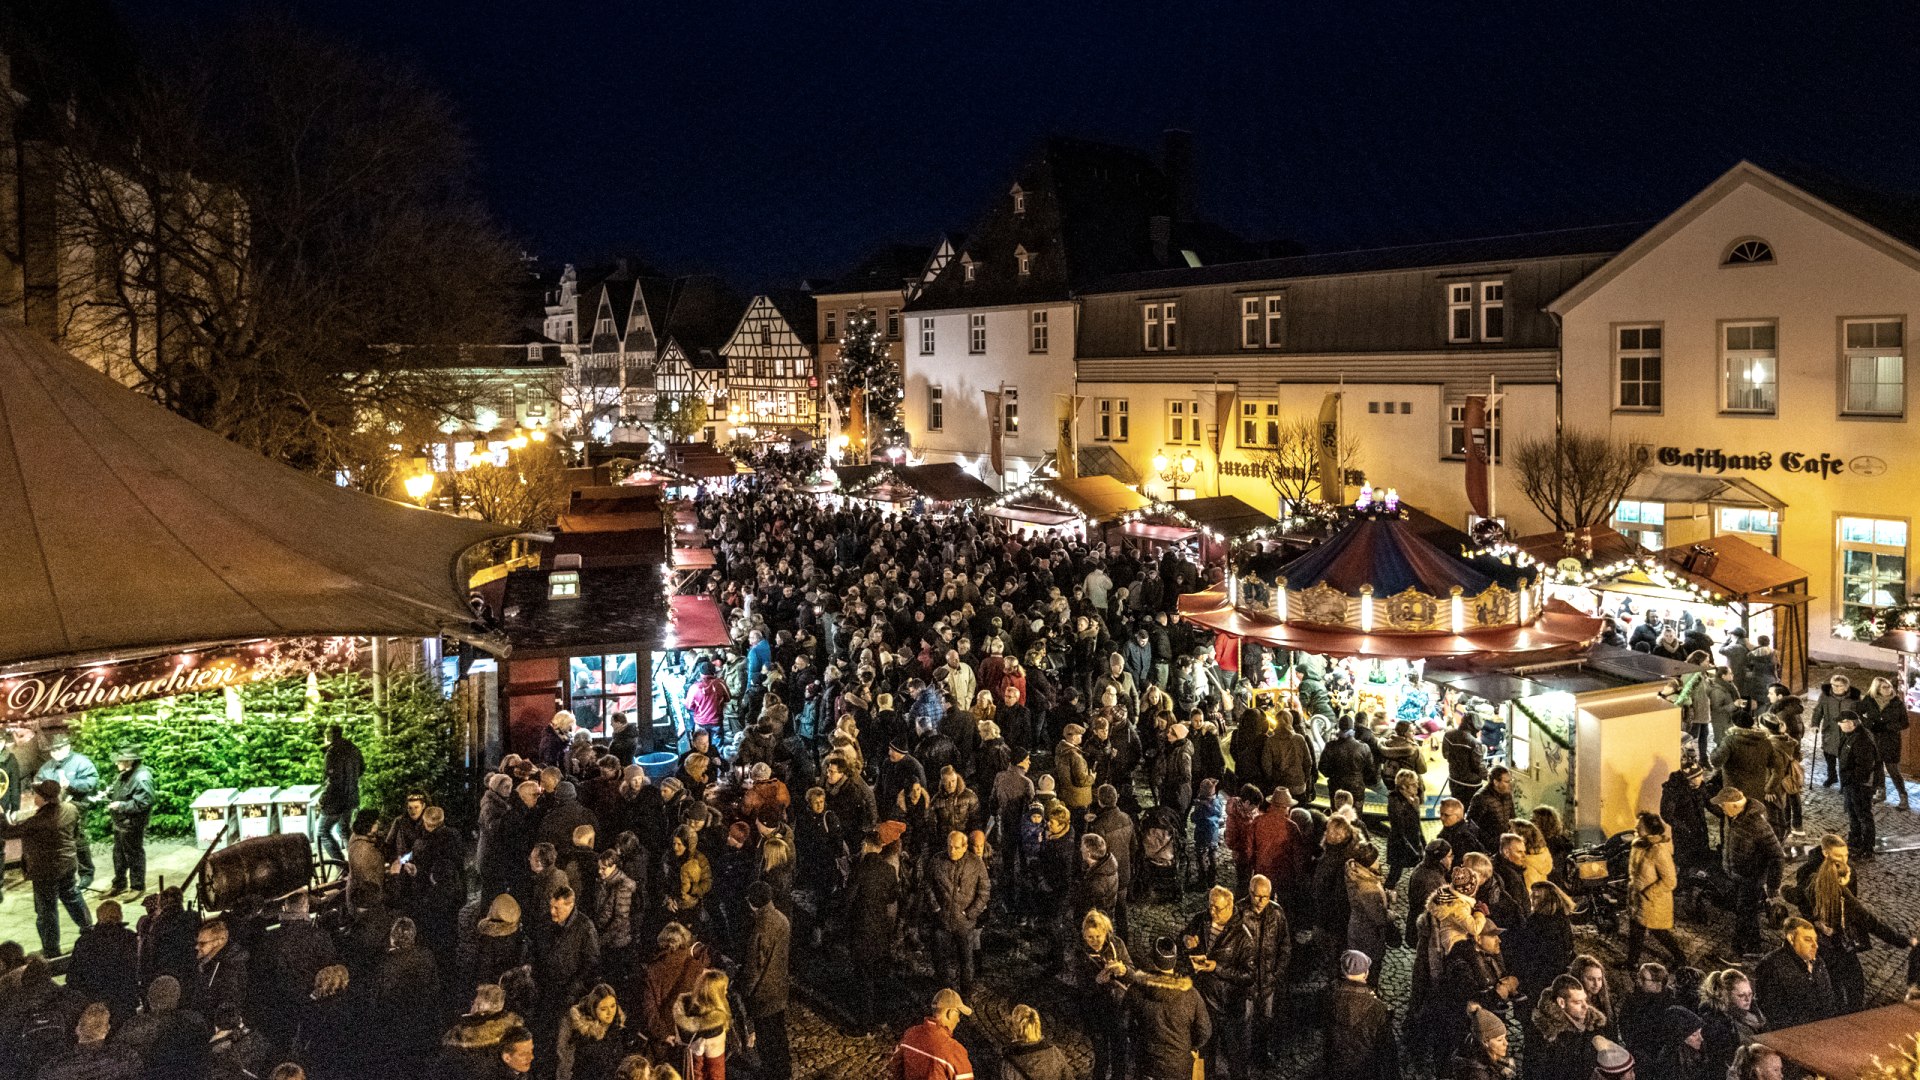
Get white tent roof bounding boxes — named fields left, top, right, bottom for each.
left=0, top=322, right=514, bottom=672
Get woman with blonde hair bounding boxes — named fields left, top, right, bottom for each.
left=613, top=1054, right=684, bottom=1080
left=1865, top=675, right=1911, bottom=809
left=1510, top=820, right=1555, bottom=889
left=672, top=969, right=732, bottom=1080
left=1000, top=1003, right=1072, bottom=1079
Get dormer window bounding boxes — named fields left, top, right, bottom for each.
left=1015, top=245, right=1032, bottom=276
left=548, top=570, right=580, bottom=600
left=961, top=254, right=976, bottom=283
left=1010, top=184, right=1026, bottom=214
left=1724, top=239, right=1775, bottom=266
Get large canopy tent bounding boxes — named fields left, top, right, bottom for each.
left=0, top=321, right=513, bottom=677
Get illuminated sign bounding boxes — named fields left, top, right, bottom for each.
left=1, top=638, right=359, bottom=725
left=1656, top=446, right=1888, bottom=480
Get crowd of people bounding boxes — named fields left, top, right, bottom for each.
left=0, top=474, right=1915, bottom=1080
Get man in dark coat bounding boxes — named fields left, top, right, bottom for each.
left=35, top=735, right=100, bottom=888
left=1180, top=886, right=1254, bottom=1080
left=1713, top=787, right=1783, bottom=955
left=1, top=779, right=91, bottom=957
left=1754, top=918, right=1836, bottom=1030
left=186, top=916, right=250, bottom=1024
left=1836, top=712, right=1880, bottom=856
left=534, top=886, right=600, bottom=1014
left=1436, top=797, right=1487, bottom=857
left=317, top=724, right=364, bottom=862
left=1443, top=714, right=1489, bottom=803
left=67, top=899, right=141, bottom=1025
left=1127, top=936, right=1211, bottom=1080
left=1660, top=764, right=1713, bottom=871
left=1467, top=767, right=1516, bottom=844
left=1327, top=951, right=1399, bottom=1080
left=1811, top=674, right=1862, bottom=786
left=535, top=782, right=596, bottom=851
left=1318, top=717, right=1378, bottom=807
left=1239, top=874, right=1291, bottom=1068
left=741, top=881, right=793, bottom=1080
left=103, top=746, right=154, bottom=896
left=924, top=830, right=991, bottom=995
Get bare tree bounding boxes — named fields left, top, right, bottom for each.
left=1253, top=417, right=1362, bottom=507
left=1512, top=431, right=1651, bottom=532
left=451, top=441, right=570, bottom=533
left=40, top=15, right=520, bottom=475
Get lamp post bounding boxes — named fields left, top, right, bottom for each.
left=1153, top=449, right=1198, bottom=499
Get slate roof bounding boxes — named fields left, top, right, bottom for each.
left=655, top=275, right=749, bottom=368
left=816, top=243, right=936, bottom=296
left=764, top=289, right=820, bottom=346
left=1085, top=221, right=1652, bottom=294
left=1755, top=161, right=1920, bottom=253
left=907, top=137, right=1250, bottom=313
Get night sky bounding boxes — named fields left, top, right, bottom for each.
left=126, top=1, right=1920, bottom=289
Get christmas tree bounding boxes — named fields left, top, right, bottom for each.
left=827, top=313, right=906, bottom=457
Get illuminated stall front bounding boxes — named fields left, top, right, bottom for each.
left=1179, top=489, right=1680, bottom=839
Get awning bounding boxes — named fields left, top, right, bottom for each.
left=665, top=595, right=730, bottom=650
left=0, top=322, right=514, bottom=674
left=1170, top=495, right=1277, bottom=537
left=985, top=504, right=1080, bottom=528
left=1125, top=522, right=1198, bottom=543
left=1758, top=1001, right=1920, bottom=1079
left=1177, top=590, right=1603, bottom=661
left=1049, top=475, right=1151, bottom=522
left=1627, top=472, right=1785, bottom=510
left=895, top=462, right=997, bottom=503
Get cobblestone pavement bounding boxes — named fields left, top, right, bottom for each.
left=785, top=722, right=1920, bottom=1077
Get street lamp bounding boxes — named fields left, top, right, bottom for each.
left=403, top=471, right=435, bottom=503
left=1154, top=449, right=1198, bottom=495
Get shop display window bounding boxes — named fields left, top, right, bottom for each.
left=568, top=652, right=639, bottom=734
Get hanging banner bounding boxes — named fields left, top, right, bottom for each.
left=1, top=638, right=361, bottom=726
left=1463, top=394, right=1490, bottom=519
left=984, top=389, right=1004, bottom=476
left=1316, top=392, right=1343, bottom=502
left=846, top=387, right=868, bottom=453
left=1056, top=394, right=1083, bottom=481
left=1212, top=389, right=1237, bottom=459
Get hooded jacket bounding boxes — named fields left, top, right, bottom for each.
left=1126, top=970, right=1210, bottom=1080
left=1710, top=725, right=1776, bottom=804
left=555, top=999, right=627, bottom=1080
left=1527, top=989, right=1607, bottom=1080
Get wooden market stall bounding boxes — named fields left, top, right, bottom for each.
left=1758, top=1001, right=1920, bottom=1080
left=985, top=474, right=1152, bottom=539
left=1123, top=495, right=1278, bottom=568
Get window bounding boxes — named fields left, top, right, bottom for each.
left=1097, top=398, right=1128, bottom=441
left=920, top=317, right=936, bottom=355
left=548, top=570, right=579, bottom=599
left=1003, top=388, right=1019, bottom=435
left=567, top=652, right=639, bottom=735
left=759, top=325, right=772, bottom=347
left=596, top=316, right=614, bottom=337
left=927, top=385, right=943, bottom=431
left=1722, top=321, right=1778, bottom=414
left=969, top=313, right=987, bottom=354
left=1448, top=284, right=1474, bottom=343
left=1010, top=183, right=1025, bottom=214
left=1480, top=282, right=1505, bottom=341
left=1240, top=400, right=1281, bottom=447
left=1724, top=239, right=1775, bottom=266
left=1238, top=295, right=1285, bottom=347
left=1843, top=318, right=1904, bottom=416
left=1446, top=403, right=1502, bottom=460
left=1839, top=516, right=1909, bottom=622
left=1240, top=297, right=1261, bottom=348
left=1015, top=246, right=1031, bottom=276
left=825, top=310, right=837, bottom=340
left=1616, top=325, right=1663, bottom=410
left=1029, top=309, right=1049, bottom=353
left=527, top=343, right=542, bottom=363
left=1142, top=302, right=1178, bottom=351
left=1166, top=399, right=1202, bottom=444
left=962, top=255, right=976, bottom=283
left=1612, top=500, right=1667, bottom=551
left=1265, top=295, right=1285, bottom=346
left=1718, top=508, right=1780, bottom=552
left=886, top=308, right=900, bottom=339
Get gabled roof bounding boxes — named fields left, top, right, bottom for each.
left=1087, top=222, right=1649, bottom=295
left=816, top=243, right=937, bottom=297
left=763, top=289, right=819, bottom=346
left=0, top=322, right=513, bottom=671
left=1549, top=160, right=1920, bottom=315
left=656, top=275, right=749, bottom=363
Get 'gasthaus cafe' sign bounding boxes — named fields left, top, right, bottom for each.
left=1656, top=446, right=1889, bottom=480
left=1, top=638, right=359, bottom=726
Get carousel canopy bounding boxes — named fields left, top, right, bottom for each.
left=1277, top=514, right=1495, bottom=596
left=0, top=321, right=514, bottom=672
left=1178, top=589, right=1602, bottom=660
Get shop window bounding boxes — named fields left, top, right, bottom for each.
left=1612, top=500, right=1666, bottom=551
left=1718, top=507, right=1780, bottom=553
left=568, top=652, right=639, bottom=735
left=1843, top=318, right=1903, bottom=416
left=1722, top=321, right=1778, bottom=414
left=1839, top=516, right=1909, bottom=623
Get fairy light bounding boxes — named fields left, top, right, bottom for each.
left=1451, top=586, right=1464, bottom=633
left=1360, top=584, right=1375, bottom=633
left=1275, top=576, right=1288, bottom=621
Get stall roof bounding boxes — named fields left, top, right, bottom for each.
left=896, top=462, right=998, bottom=503
left=1627, top=472, right=1785, bottom=510
left=665, top=595, right=730, bottom=650
left=1170, top=495, right=1277, bottom=537
left=834, top=463, right=887, bottom=490
left=994, top=475, right=1151, bottom=526
left=1652, top=534, right=1808, bottom=600
left=0, top=322, right=514, bottom=673
left=1757, top=1001, right=1920, bottom=1080
left=495, top=563, right=667, bottom=656
left=1511, top=525, right=1644, bottom=567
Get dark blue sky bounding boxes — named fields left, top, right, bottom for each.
left=128, top=1, right=1920, bottom=289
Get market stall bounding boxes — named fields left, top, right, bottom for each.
left=1122, top=495, right=1279, bottom=568
left=834, top=461, right=997, bottom=516
left=1758, top=1001, right=1920, bottom=1080
left=983, top=474, right=1152, bottom=539
left=1178, top=488, right=1675, bottom=838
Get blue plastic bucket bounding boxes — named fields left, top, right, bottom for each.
left=638, top=752, right=679, bottom=782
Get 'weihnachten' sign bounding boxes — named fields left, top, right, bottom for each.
left=1, top=638, right=359, bottom=725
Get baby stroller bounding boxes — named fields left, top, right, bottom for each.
left=1139, top=803, right=1188, bottom=902
left=1567, top=829, right=1634, bottom=934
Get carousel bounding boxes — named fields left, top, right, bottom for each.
left=1180, top=486, right=1684, bottom=839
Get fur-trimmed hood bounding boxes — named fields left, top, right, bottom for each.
left=1130, top=970, right=1195, bottom=995
left=567, top=1001, right=626, bottom=1041
left=672, top=992, right=728, bottom=1039
left=442, top=1010, right=524, bottom=1050
left=1532, top=990, right=1606, bottom=1043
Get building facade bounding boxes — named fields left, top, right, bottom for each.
left=1554, top=162, right=1920, bottom=661
left=812, top=243, right=933, bottom=389
left=722, top=290, right=819, bottom=436
left=1072, top=226, right=1638, bottom=529
left=903, top=134, right=1246, bottom=486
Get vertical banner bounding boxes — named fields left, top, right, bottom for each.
left=1316, top=391, right=1343, bottom=503
left=846, top=386, right=868, bottom=455
left=983, top=389, right=1004, bottom=477
left=1463, top=393, right=1490, bottom=519
left=1212, top=389, right=1236, bottom=458
left=1056, top=394, right=1083, bottom=481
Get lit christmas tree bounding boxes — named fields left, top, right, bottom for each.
left=827, top=313, right=906, bottom=456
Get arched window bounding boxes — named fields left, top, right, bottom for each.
left=1723, top=239, right=1775, bottom=266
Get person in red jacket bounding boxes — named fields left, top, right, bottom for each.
left=887, top=988, right=974, bottom=1080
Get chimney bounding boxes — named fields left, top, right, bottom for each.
left=1161, top=129, right=1194, bottom=222
left=1149, top=215, right=1171, bottom=266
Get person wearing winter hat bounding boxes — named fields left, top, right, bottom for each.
left=1445, top=1003, right=1513, bottom=1080
left=1646, top=1006, right=1704, bottom=1080
left=1327, top=950, right=1396, bottom=1080
left=1592, top=1036, right=1636, bottom=1080
left=1125, top=936, right=1209, bottom=1080
left=472, top=893, right=531, bottom=989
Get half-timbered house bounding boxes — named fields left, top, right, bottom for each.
left=723, top=290, right=820, bottom=436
